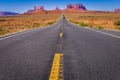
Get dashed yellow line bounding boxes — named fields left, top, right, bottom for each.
left=49, top=53, right=64, bottom=80
left=60, top=32, right=63, bottom=38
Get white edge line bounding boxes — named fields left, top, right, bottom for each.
left=0, top=20, right=61, bottom=41
left=0, top=31, right=27, bottom=41
left=86, top=28, right=120, bottom=39
left=67, top=20, right=120, bottom=39
left=66, top=18, right=120, bottom=39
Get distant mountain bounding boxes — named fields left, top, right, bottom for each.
left=0, top=11, right=19, bottom=16
left=115, top=8, right=120, bottom=12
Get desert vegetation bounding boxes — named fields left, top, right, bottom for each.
left=65, top=12, right=120, bottom=30
left=114, top=20, right=120, bottom=29
left=0, top=14, right=61, bottom=36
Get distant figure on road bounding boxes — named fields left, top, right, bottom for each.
left=63, top=15, right=65, bottom=18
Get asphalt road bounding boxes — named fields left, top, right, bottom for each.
left=0, top=17, right=120, bottom=80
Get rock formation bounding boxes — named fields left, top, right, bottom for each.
left=24, top=6, right=47, bottom=15
left=46, top=7, right=62, bottom=14
left=55, top=7, right=61, bottom=10
left=66, top=4, right=87, bottom=10
left=23, top=4, right=87, bottom=15
left=115, top=8, right=120, bottom=12
left=34, top=6, right=44, bottom=11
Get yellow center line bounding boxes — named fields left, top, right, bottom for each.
left=49, top=53, right=64, bottom=80
left=60, top=32, right=63, bottom=38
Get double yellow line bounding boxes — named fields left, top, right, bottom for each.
left=49, top=53, right=64, bottom=80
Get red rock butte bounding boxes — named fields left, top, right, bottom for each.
left=66, top=4, right=87, bottom=11
left=34, top=6, right=44, bottom=11
left=24, top=6, right=62, bottom=15
left=55, top=7, right=61, bottom=11
left=23, top=4, right=87, bottom=15
left=24, top=6, right=47, bottom=15
left=115, top=8, right=120, bottom=12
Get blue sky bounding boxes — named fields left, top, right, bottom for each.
left=0, top=0, right=120, bottom=13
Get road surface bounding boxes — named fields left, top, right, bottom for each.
left=0, top=17, right=120, bottom=80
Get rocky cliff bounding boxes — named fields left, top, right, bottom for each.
left=23, top=4, right=87, bottom=15
left=24, top=6, right=47, bottom=15
left=66, top=4, right=87, bottom=10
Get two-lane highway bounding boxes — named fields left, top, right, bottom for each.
left=0, top=16, right=120, bottom=80
left=0, top=19, right=63, bottom=80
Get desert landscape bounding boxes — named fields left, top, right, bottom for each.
left=0, top=1, right=120, bottom=80
left=65, top=11, right=120, bottom=30
left=0, top=3, right=120, bottom=36
left=0, top=14, right=61, bottom=36
left=64, top=4, right=120, bottom=30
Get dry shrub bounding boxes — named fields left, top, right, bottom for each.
left=0, top=14, right=61, bottom=36
left=65, top=12, right=120, bottom=30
